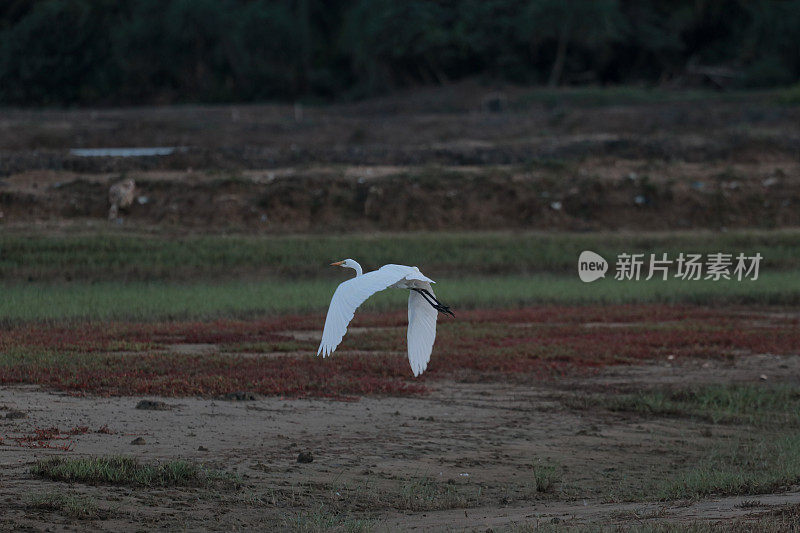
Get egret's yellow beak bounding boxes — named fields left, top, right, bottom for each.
left=330, top=261, right=344, bottom=266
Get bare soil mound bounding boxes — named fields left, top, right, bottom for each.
left=1, top=160, right=797, bottom=231
left=1, top=87, right=798, bottom=231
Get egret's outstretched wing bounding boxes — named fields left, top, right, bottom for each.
left=318, top=265, right=412, bottom=357
left=407, top=286, right=438, bottom=377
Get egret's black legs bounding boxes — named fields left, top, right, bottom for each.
left=411, top=288, right=455, bottom=317
left=412, top=288, right=439, bottom=310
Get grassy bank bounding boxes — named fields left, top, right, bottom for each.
left=1, top=229, right=798, bottom=281
left=1, top=229, right=795, bottom=322
left=2, top=271, right=798, bottom=323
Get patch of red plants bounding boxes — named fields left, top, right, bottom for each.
left=1, top=305, right=797, bottom=398
left=0, top=320, right=299, bottom=353
left=11, top=427, right=73, bottom=450
left=5, top=425, right=116, bottom=450
left=0, top=351, right=426, bottom=399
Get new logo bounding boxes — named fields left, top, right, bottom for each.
left=578, top=250, right=608, bottom=282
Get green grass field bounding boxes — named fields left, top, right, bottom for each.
left=1, top=229, right=797, bottom=322
left=2, top=271, right=798, bottom=323
left=608, top=384, right=800, bottom=427
left=2, top=229, right=798, bottom=281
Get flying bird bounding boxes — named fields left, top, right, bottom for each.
left=318, top=259, right=454, bottom=376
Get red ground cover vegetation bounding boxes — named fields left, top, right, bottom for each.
left=0, top=305, right=797, bottom=398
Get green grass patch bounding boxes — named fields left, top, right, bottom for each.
left=658, top=434, right=800, bottom=499
left=530, top=462, right=560, bottom=494
left=397, top=477, right=480, bottom=511
left=608, top=384, right=800, bottom=426
left=284, top=505, right=374, bottom=533
left=564, top=385, right=800, bottom=502
left=2, top=270, right=798, bottom=323
left=31, top=456, right=239, bottom=488
left=2, top=229, right=798, bottom=282
left=25, top=491, right=104, bottom=520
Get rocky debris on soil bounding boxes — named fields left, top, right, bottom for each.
left=131, top=437, right=146, bottom=445
left=135, top=399, right=172, bottom=410
left=297, top=451, right=314, bottom=463
left=5, top=410, right=27, bottom=419
left=220, top=391, right=260, bottom=401
left=108, top=178, right=136, bottom=220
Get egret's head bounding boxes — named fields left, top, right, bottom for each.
left=330, top=259, right=357, bottom=269
left=330, top=258, right=363, bottom=276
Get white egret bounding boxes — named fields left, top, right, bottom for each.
left=317, top=259, right=454, bottom=376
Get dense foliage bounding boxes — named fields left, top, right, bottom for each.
left=1, top=0, right=799, bottom=105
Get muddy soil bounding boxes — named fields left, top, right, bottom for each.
left=1, top=353, right=798, bottom=531
left=1, top=84, right=798, bottom=231
left=1, top=159, right=799, bottom=232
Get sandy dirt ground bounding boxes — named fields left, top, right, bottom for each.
left=2, top=352, right=798, bottom=531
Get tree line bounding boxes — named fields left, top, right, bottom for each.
left=1, top=0, right=798, bottom=105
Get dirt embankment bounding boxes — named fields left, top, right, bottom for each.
left=1, top=161, right=797, bottom=231
left=1, top=87, right=799, bottom=231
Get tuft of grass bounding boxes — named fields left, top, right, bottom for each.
left=609, top=506, right=669, bottom=521
left=396, top=477, right=479, bottom=511
left=607, top=384, right=800, bottom=426
left=30, top=456, right=239, bottom=488
left=25, top=491, right=103, bottom=520
left=658, top=434, right=800, bottom=499
left=283, top=505, right=374, bottom=533
left=530, top=462, right=560, bottom=494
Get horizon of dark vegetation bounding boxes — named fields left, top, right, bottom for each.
left=1, top=0, right=799, bottom=106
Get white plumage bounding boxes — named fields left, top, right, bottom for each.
left=318, top=260, right=450, bottom=377
left=405, top=287, right=438, bottom=376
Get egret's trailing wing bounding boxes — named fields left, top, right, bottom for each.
left=407, top=286, right=438, bottom=376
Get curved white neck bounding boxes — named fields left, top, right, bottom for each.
left=349, top=261, right=363, bottom=277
